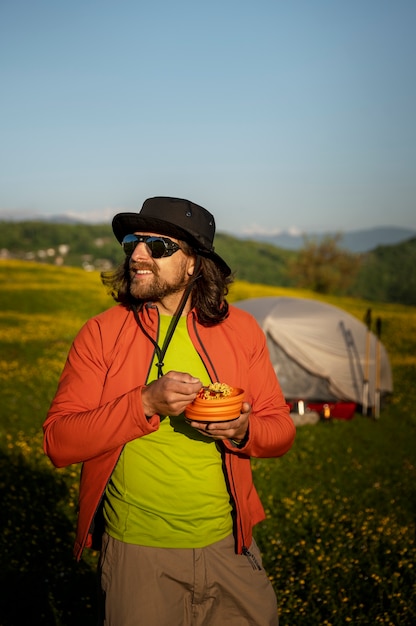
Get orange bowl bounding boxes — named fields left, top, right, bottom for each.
left=185, top=387, right=245, bottom=423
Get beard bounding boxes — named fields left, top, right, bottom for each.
left=128, top=261, right=190, bottom=302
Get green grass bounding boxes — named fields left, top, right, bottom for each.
left=1, top=260, right=415, bottom=625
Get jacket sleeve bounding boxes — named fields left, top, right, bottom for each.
left=224, top=316, right=295, bottom=459
left=43, top=318, right=159, bottom=468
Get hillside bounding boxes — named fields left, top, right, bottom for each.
left=0, top=220, right=296, bottom=286
left=2, top=213, right=414, bottom=253
left=0, top=260, right=415, bottom=625
left=353, top=237, right=416, bottom=305
left=1, top=220, right=415, bottom=305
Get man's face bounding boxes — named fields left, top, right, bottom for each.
left=128, top=232, right=196, bottom=308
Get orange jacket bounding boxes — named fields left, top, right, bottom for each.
left=43, top=303, right=295, bottom=560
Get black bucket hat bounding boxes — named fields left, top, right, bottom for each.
left=112, top=196, right=231, bottom=276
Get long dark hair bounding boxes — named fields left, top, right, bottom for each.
left=100, top=246, right=234, bottom=326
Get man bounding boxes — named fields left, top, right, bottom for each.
left=44, top=196, right=296, bottom=626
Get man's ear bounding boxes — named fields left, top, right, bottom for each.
left=187, top=255, right=197, bottom=276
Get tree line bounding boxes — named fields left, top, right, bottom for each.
left=1, top=221, right=415, bottom=306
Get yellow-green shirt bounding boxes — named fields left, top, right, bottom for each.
left=103, top=315, right=233, bottom=547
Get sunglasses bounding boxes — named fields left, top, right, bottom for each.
left=121, top=234, right=181, bottom=258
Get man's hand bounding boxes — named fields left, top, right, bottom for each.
left=188, top=402, right=251, bottom=444
left=141, top=371, right=201, bottom=418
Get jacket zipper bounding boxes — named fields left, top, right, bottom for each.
left=192, top=316, right=260, bottom=569
left=226, top=451, right=262, bottom=570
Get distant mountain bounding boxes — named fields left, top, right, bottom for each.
left=40, top=214, right=87, bottom=224
left=239, top=226, right=416, bottom=253
left=0, top=211, right=87, bottom=224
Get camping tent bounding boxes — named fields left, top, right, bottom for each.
left=235, top=297, right=393, bottom=418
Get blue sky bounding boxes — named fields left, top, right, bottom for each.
left=1, top=0, right=415, bottom=235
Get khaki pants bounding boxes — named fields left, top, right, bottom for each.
left=98, top=533, right=279, bottom=626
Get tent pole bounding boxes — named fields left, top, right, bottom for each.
left=362, top=308, right=372, bottom=415
left=373, top=317, right=382, bottom=419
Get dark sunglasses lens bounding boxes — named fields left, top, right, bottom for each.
left=147, top=238, right=167, bottom=258
left=122, top=234, right=139, bottom=256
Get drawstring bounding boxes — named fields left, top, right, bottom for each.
left=131, top=258, right=201, bottom=379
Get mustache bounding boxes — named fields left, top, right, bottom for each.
left=129, top=261, right=158, bottom=274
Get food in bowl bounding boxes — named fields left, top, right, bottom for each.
left=185, top=384, right=244, bottom=423
left=198, top=382, right=233, bottom=399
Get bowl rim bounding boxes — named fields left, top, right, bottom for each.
left=192, top=387, right=244, bottom=405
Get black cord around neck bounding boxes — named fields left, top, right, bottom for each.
left=131, top=258, right=202, bottom=378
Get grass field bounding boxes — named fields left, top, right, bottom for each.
left=1, top=260, right=415, bottom=625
